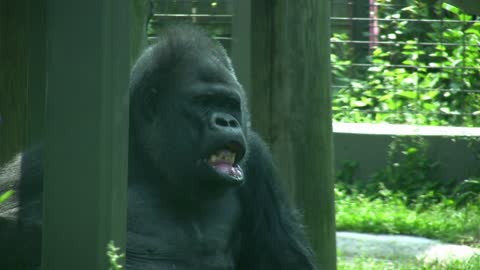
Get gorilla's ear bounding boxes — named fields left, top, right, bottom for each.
left=142, top=88, right=159, bottom=121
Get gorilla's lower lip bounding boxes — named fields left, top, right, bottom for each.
left=202, top=160, right=245, bottom=185
left=210, top=162, right=244, bottom=181
left=202, top=140, right=246, bottom=185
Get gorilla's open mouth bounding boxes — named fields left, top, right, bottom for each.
left=205, top=142, right=245, bottom=183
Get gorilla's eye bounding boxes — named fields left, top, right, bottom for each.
left=224, top=97, right=241, bottom=112
left=193, top=93, right=241, bottom=113
left=193, top=94, right=213, bottom=106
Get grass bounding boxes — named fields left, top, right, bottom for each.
left=338, top=255, right=480, bottom=270
left=336, top=183, right=480, bottom=269
left=335, top=185, right=480, bottom=245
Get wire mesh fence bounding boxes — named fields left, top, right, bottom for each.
left=148, top=0, right=480, bottom=127
left=148, top=0, right=233, bottom=53
left=331, top=0, right=480, bottom=127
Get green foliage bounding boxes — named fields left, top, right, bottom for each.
left=107, top=241, right=124, bottom=270
left=454, top=178, right=480, bottom=207
left=336, top=160, right=359, bottom=185
left=331, top=0, right=480, bottom=126
left=335, top=136, right=480, bottom=247
left=370, top=136, right=453, bottom=204
left=337, top=136, right=456, bottom=204
left=0, top=190, right=13, bottom=204
left=336, top=136, right=480, bottom=208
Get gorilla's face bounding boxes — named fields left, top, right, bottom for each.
left=131, top=50, right=248, bottom=198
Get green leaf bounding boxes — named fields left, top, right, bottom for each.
left=351, top=100, right=368, bottom=107
left=0, top=190, right=14, bottom=204
left=396, top=90, right=417, bottom=99
left=406, top=147, right=418, bottom=154
left=442, top=2, right=460, bottom=15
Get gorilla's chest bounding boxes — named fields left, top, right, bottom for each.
left=126, top=188, right=241, bottom=270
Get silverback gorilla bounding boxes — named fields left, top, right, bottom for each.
left=0, top=25, right=318, bottom=270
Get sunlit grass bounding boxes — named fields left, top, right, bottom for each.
left=338, top=254, right=480, bottom=270
left=335, top=185, right=480, bottom=246
left=336, top=184, right=480, bottom=268
left=338, top=256, right=418, bottom=270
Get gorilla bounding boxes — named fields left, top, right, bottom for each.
left=0, top=25, right=318, bottom=270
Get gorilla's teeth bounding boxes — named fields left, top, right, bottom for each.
left=219, top=150, right=235, bottom=164
left=209, top=154, right=219, bottom=163
left=209, top=150, right=236, bottom=165
left=230, top=155, right=236, bottom=163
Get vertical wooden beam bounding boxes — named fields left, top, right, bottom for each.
left=232, top=0, right=253, bottom=121
left=0, top=1, right=28, bottom=164
left=232, top=0, right=251, bottom=92
left=130, top=0, right=152, bottom=65
left=233, top=1, right=337, bottom=269
left=270, top=2, right=336, bottom=268
left=232, top=0, right=273, bottom=143
left=42, top=0, right=130, bottom=269
left=25, top=0, right=47, bottom=147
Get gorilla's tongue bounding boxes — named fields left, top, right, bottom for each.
left=211, top=162, right=243, bottom=180
left=212, top=162, right=234, bottom=174
left=208, top=150, right=243, bottom=179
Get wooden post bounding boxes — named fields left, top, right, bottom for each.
left=42, top=0, right=130, bottom=269
left=25, top=0, right=47, bottom=147
left=233, top=1, right=337, bottom=269
left=130, top=0, right=152, bottom=65
left=231, top=0, right=252, bottom=113
left=0, top=1, right=29, bottom=164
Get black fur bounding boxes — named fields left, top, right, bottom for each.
left=0, top=25, right=318, bottom=270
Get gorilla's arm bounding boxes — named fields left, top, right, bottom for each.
left=236, top=132, right=318, bottom=270
left=0, top=146, right=43, bottom=269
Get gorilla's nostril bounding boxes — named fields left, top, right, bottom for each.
left=228, top=120, right=238, bottom=128
left=211, top=112, right=240, bottom=130
left=215, top=117, right=229, bottom=127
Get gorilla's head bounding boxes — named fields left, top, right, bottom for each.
left=129, top=25, right=250, bottom=199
